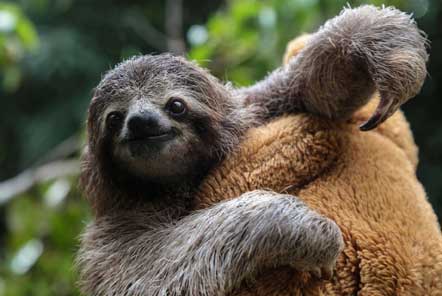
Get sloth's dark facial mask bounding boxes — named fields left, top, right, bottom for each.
left=107, top=95, right=205, bottom=182
left=118, top=98, right=185, bottom=156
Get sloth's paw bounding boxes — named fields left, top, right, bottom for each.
left=286, top=212, right=344, bottom=280
left=344, top=6, right=429, bottom=130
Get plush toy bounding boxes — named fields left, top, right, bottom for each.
left=193, top=35, right=442, bottom=295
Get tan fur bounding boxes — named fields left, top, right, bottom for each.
left=283, top=34, right=311, bottom=65
left=193, top=35, right=442, bottom=295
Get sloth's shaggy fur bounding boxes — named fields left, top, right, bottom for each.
left=79, top=192, right=343, bottom=295
left=77, top=5, right=429, bottom=296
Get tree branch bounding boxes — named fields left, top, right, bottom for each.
left=0, top=159, right=80, bottom=205
left=165, top=0, right=186, bottom=55
left=124, top=9, right=169, bottom=52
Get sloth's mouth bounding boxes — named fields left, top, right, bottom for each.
left=129, top=132, right=175, bottom=143
left=125, top=131, right=177, bottom=145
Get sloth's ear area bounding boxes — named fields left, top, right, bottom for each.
left=283, top=34, right=312, bottom=65
left=79, top=145, right=94, bottom=197
left=78, top=145, right=102, bottom=215
left=84, top=95, right=110, bottom=153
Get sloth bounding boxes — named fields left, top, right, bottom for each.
left=77, top=6, right=428, bottom=296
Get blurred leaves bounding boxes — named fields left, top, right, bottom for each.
left=0, top=2, right=38, bottom=92
left=1, top=176, right=89, bottom=295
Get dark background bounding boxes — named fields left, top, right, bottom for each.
left=0, top=0, right=440, bottom=294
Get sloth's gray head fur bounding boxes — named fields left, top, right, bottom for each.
left=81, top=54, right=253, bottom=214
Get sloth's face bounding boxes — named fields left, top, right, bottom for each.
left=88, top=54, right=231, bottom=184
left=106, top=94, right=202, bottom=182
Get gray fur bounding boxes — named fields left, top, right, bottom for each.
left=78, top=5, right=428, bottom=296
left=77, top=191, right=343, bottom=296
left=239, top=5, right=428, bottom=129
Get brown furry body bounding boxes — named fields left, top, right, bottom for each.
left=77, top=5, right=434, bottom=296
left=193, top=42, right=442, bottom=296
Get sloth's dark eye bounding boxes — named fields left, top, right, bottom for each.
left=166, top=98, right=187, bottom=117
left=106, top=111, right=123, bottom=129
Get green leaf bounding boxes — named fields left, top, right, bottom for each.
left=16, top=18, right=39, bottom=50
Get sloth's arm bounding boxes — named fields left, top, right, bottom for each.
left=79, top=191, right=342, bottom=296
left=153, top=190, right=343, bottom=295
left=238, top=5, right=428, bottom=130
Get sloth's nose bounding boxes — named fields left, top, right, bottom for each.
left=126, top=111, right=165, bottom=140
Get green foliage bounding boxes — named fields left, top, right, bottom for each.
left=189, top=0, right=321, bottom=85
left=1, top=177, right=89, bottom=295
left=0, top=2, right=38, bottom=92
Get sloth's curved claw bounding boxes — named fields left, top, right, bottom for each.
left=359, top=95, right=399, bottom=131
